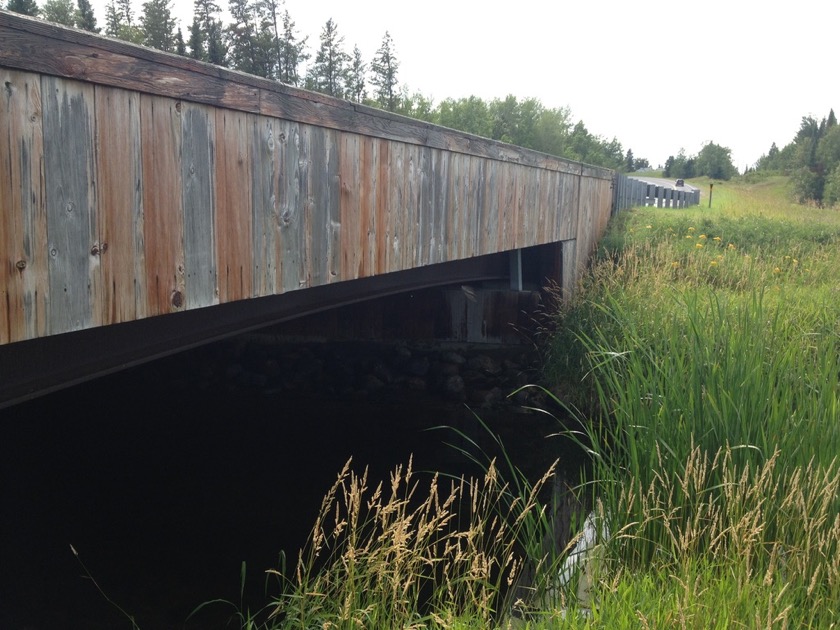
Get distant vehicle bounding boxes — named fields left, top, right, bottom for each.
left=675, top=179, right=685, bottom=187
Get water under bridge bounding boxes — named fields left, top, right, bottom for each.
left=0, top=11, right=624, bottom=407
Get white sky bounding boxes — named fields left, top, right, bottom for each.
left=88, top=0, right=838, bottom=169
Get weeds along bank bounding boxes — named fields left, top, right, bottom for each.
left=545, top=176, right=840, bottom=626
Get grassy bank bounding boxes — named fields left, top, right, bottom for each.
left=545, top=176, right=840, bottom=626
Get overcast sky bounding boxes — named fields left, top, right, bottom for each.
left=89, top=0, right=837, bottom=169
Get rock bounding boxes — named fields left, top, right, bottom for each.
left=443, top=375, right=465, bottom=400
left=441, top=350, right=467, bottom=365
left=406, top=376, right=427, bottom=391
left=406, top=356, right=430, bottom=377
left=467, top=354, right=503, bottom=376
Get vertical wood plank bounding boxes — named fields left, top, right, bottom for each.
left=307, top=126, right=339, bottom=285
left=375, top=139, right=389, bottom=275
left=388, top=141, right=405, bottom=272
left=431, top=148, right=449, bottom=265
left=279, top=121, right=307, bottom=291
left=181, top=102, right=216, bottom=308
left=96, top=85, right=145, bottom=324
left=0, top=69, right=46, bottom=343
left=480, top=159, right=497, bottom=256
left=405, top=143, right=419, bottom=268
left=251, top=114, right=277, bottom=297
left=339, top=132, right=361, bottom=280
left=358, top=135, right=376, bottom=277
left=215, top=107, right=253, bottom=302
left=42, top=75, right=99, bottom=334
left=140, top=93, right=184, bottom=316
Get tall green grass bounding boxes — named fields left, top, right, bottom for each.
left=545, top=177, right=840, bottom=626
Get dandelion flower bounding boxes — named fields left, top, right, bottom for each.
left=686, top=235, right=694, bottom=239
left=773, top=267, right=781, bottom=274
left=696, top=243, right=703, bottom=249
left=728, top=243, right=736, bottom=250
left=713, top=236, right=722, bottom=242
left=710, top=260, right=718, bottom=266
left=688, top=227, right=695, bottom=232
left=699, top=234, right=707, bottom=239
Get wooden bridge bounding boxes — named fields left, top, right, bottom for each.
left=0, top=11, right=616, bottom=405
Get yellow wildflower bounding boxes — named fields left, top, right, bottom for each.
left=710, top=260, right=718, bottom=266
left=671, top=261, right=680, bottom=268
left=696, top=243, right=703, bottom=249
left=699, top=234, right=707, bottom=239
left=773, top=267, right=781, bottom=274
left=646, top=225, right=652, bottom=229
left=728, top=243, right=736, bottom=250
left=686, top=235, right=694, bottom=239
left=688, top=227, right=695, bottom=232
left=713, top=236, right=722, bottom=242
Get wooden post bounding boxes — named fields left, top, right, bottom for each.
left=709, top=183, right=714, bottom=208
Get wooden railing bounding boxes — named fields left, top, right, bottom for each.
left=1, top=10, right=615, bottom=346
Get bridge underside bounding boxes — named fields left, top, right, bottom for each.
left=0, top=242, right=569, bottom=408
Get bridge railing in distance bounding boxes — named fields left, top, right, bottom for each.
left=1, top=9, right=616, bottom=347
left=612, top=173, right=701, bottom=213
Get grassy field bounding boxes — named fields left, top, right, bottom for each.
left=206, top=176, right=839, bottom=628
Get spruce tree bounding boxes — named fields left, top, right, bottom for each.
left=7, top=0, right=40, bottom=16
left=75, top=0, right=99, bottom=32
left=141, top=0, right=176, bottom=52
left=369, top=31, right=399, bottom=112
left=42, top=0, right=76, bottom=26
left=175, top=26, right=187, bottom=56
left=188, top=17, right=205, bottom=60
left=346, top=45, right=366, bottom=103
left=227, top=0, right=258, bottom=75
left=307, top=18, right=350, bottom=98
left=276, top=9, right=308, bottom=86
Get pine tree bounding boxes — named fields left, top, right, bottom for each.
left=276, top=9, right=308, bottom=85
left=7, top=0, right=40, bottom=16
left=828, top=109, right=837, bottom=129
left=42, top=0, right=76, bottom=26
left=104, top=0, right=121, bottom=36
left=193, top=0, right=221, bottom=36
left=175, top=26, right=187, bottom=56
left=75, top=0, right=99, bottom=32
left=188, top=17, right=205, bottom=60
left=227, top=0, right=258, bottom=75
left=346, top=45, right=366, bottom=103
left=307, top=18, right=350, bottom=98
left=141, top=0, right=176, bottom=52
left=207, top=20, right=227, bottom=66
left=369, top=31, right=399, bottom=112
left=625, top=148, right=635, bottom=172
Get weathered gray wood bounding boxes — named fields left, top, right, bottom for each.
left=42, top=75, right=98, bottom=334
left=430, top=149, right=448, bottom=265
left=251, top=115, right=278, bottom=296
left=181, top=102, right=217, bottom=308
left=1, top=69, right=47, bottom=343
left=279, top=121, right=306, bottom=292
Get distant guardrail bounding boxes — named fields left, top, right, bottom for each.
left=612, top=174, right=701, bottom=214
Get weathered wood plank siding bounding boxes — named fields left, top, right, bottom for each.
left=0, top=10, right=615, bottom=346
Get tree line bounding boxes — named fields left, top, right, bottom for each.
left=662, top=142, right=738, bottom=181
left=754, top=109, right=839, bottom=207
left=6, top=0, right=650, bottom=172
